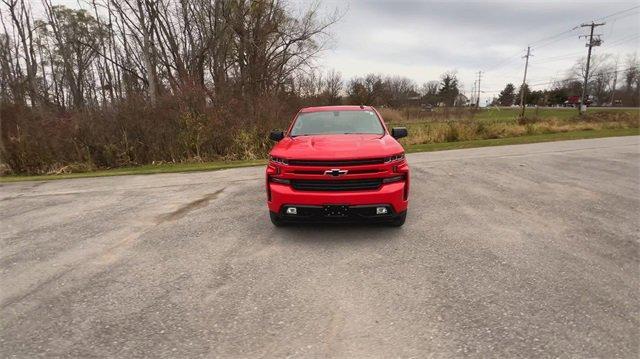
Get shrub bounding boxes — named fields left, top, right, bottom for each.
left=0, top=91, right=300, bottom=174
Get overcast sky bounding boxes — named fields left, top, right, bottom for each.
left=311, top=0, right=640, bottom=104
left=42, top=0, right=640, bottom=105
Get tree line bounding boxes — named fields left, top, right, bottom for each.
left=1, top=0, right=343, bottom=110
left=304, top=71, right=466, bottom=108
left=7, top=0, right=632, bottom=175
left=493, top=54, right=640, bottom=107
left=0, top=0, right=470, bottom=175
left=1, top=0, right=342, bottom=173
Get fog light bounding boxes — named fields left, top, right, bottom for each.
left=286, top=207, right=297, bottom=215
left=376, top=207, right=388, bottom=215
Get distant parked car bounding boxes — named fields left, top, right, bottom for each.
left=420, top=104, right=434, bottom=112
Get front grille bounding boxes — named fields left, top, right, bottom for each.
left=288, top=158, right=385, bottom=166
left=291, top=179, right=382, bottom=191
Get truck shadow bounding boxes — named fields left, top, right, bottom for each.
left=274, top=222, right=404, bottom=244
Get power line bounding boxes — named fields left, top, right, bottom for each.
left=484, top=5, right=638, bottom=73
left=510, top=5, right=638, bottom=55
left=529, top=34, right=638, bottom=66
left=530, top=13, right=638, bottom=64
left=528, top=65, right=564, bottom=73
left=529, top=5, right=639, bottom=50
left=596, top=4, right=640, bottom=21
left=600, top=10, right=640, bottom=24
left=529, top=28, right=577, bottom=48
left=484, top=49, right=526, bottom=73
left=527, top=66, right=638, bottom=88
left=531, top=32, right=580, bottom=50
left=533, top=51, right=585, bottom=65
left=483, top=5, right=639, bottom=98
left=605, top=33, right=640, bottom=47
left=529, top=79, right=567, bottom=88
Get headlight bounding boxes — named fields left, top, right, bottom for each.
left=269, top=156, right=288, bottom=165
left=384, top=153, right=405, bottom=163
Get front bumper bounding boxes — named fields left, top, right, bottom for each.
left=271, top=204, right=405, bottom=223
left=267, top=181, right=408, bottom=220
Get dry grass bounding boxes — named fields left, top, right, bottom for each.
left=378, top=106, right=479, bottom=124
left=396, top=110, right=639, bottom=147
left=3, top=99, right=637, bottom=176
left=1, top=92, right=299, bottom=174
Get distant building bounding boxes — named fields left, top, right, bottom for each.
left=454, top=94, right=469, bottom=107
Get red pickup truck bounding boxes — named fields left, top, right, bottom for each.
left=266, top=105, right=410, bottom=226
left=564, top=95, right=592, bottom=107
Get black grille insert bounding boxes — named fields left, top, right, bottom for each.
left=291, top=179, right=382, bottom=191
left=288, top=158, right=385, bottom=166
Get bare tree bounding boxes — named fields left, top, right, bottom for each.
left=571, top=54, right=611, bottom=86
left=321, top=69, right=342, bottom=105
left=1, top=0, right=340, bottom=173
left=108, top=0, right=160, bottom=103
left=591, top=63, right=615, bottom=105
left=2, top=0, right=38, bottom=104
left=623, top=53, right=639, bottom=106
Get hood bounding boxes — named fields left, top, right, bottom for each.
left=269, top=134, right=404, bottom=160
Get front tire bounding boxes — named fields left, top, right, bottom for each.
left=270, top=212, right=285, bottom=227
left=388, top=211, right=407, bottom=227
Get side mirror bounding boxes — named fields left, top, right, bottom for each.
left=269, top=130, right=284, bottom=141
left=391, top=127, right=408, bottom=139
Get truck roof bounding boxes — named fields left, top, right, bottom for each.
left=299, top=105, right=373, bottom=113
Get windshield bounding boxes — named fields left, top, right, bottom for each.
left=290, top=110, right=385, bottom=136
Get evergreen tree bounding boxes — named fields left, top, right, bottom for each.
left=438, top=72, right=459, bottom=106
left=497, top=83, right=516, bottom=106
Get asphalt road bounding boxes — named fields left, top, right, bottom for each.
left=1, top=136, right=639, bottom=358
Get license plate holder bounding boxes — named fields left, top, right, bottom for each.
left=323, top=205, right=349, bottom=217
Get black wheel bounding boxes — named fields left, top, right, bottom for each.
left=270, top=212, right=285, bottom=227
left=388, top=211, right=406, bottom=227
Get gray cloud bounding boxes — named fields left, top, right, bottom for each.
left=315, top=0, right=640, bottom=103
left=42, top=0, right=640, bottom=103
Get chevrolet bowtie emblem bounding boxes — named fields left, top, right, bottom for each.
left=324, top=169, right=348, bottom=177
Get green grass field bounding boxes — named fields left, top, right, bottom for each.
left=474, top=107, right=639, bottom=123
left=382, top=107, right=639, bottom=146
left=406, top=127, right=639, bottom=153
left=384, top=106, right=640, bottom=125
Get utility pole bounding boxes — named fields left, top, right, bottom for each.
left=471, top=80, right=476, bottom=107
left=579, top=22, right=605, bottom=114
left=519, top=46, right=531, bottom=118
left=476, top=71, right=483, bottom=108
left=610, top=57, right=619, bottom=106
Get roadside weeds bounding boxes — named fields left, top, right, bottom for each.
left=2, top=128, right=637, bottom=183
